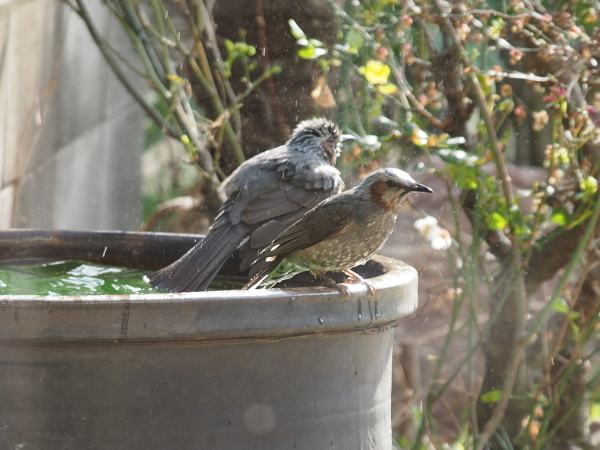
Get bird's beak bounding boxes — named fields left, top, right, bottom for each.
left=411, top=182, right=434, bottom=194
left=340, top=134, right=356, bottom=143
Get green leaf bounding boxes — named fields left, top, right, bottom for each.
left=488, top=212, right=508, bottom=230
left=346, top=28, right=365, bottom=53
left=297, top=47, right=327, bottom=59
left=515, top=224, right=533, bottom=238
left=297, top=47, right=315, bottom=59
left=307, top=38, right=325, bottom=47
left=448, top=165, right=478, bottom=190
left=569, top=320, right=580, bottom=341
left=313, top=48, right=328, bottom=58
left=486, top=18, right=504, bottom=39
left=590, top=402, right=600, bottom=420
left=288, top=19, right=306, bottom=40
left=442, top=136, right=467, bottom=147
left=550, top=298, right=580, bottom=321
left=410, top=126, right=429, bottom=146
left=560, top=99, right=568, bottom=115
left=580, top=175, right=598, bottom=196
left=552, top=298, right=570, bottom=315
left=476, top=72, right=494, bottom=97
left=437, top=148, right=477, bottom=166
left=267, top=65, right=283, bottom=76
left=480, top=389, right=502, bottom=404
left=237, top=42, right=256, bottom=57
left=396, top=436, right=411, bottom=448
left=551, top=207, right=568, bottom=226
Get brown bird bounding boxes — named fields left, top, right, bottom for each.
left=242, top=168, right=433, bottom=293
left=149, top=118, right=353, bottom=292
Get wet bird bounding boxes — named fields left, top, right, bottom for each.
left=242, top=168, right=433, bottom=294
left=149, top=117, right=353, bottom=292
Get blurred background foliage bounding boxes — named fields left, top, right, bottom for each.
left=66, top=0, right=600, bottom=447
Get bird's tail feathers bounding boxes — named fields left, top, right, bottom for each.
left=149, top=221, right=246, bottom=292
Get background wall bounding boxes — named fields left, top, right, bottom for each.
left=0, top=0, right=143, bottom=231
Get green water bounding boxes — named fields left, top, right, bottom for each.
left=0, top=260, right=159, bottom=296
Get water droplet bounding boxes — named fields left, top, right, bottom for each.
left=358, top=314, right=362, bottom=320
left=318, top=317, right=324, bottom=324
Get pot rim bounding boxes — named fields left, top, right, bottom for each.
left=0, top=230, right=418, bottom=344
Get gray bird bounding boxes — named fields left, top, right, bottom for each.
left=242, top=168, right=433, bottom=292
left=149, top=117, right=353, bottom=292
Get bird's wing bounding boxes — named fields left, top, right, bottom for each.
left=260, top=200, right=353, bottom=258
left=235, top=159, right=343, bottom=274
left=240, top=177, right=338, bottom=225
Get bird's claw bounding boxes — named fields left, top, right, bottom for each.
left=343, top=269, right=376, bottom=299
left=319, top=270, right=377, bottom=300
left=320, top=273, right=351, bottom=301
left=336, top=284, right=352, bottom=301
left=363, top=281, right=376, bottom=298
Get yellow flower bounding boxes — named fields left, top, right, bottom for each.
left=376, top=83, right=397, bottom=94
left=359, top=60, right=391, bottom=85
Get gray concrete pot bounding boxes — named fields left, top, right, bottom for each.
left=0, top=230, right=418, bottom=450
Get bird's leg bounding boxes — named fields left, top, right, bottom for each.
left=318, top=273, right=351, bottom=300
left=342, top=269, right=376, bottom=298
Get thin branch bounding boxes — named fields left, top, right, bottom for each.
left=455, top=10, right=533, bottom=20
left=69, top=0, right=180, bottom=139
left=414, top=18, right=439, bottom=58
left=117, top=1, right=219, bottom=185
left=197, top=1, right=246, bottom=163
left=197, top=1, right=242, bottom=136
left=479, top=68, right=555, bottom=83
left=117, top=0, right=168, bottom=86
left=432, top=0, right=517, bottom=216
left=524, top=196, right=600, bottom=342
left=428, top=0, right=528, bottom=445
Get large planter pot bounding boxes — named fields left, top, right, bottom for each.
left=0, top=230, right=418, bottom=450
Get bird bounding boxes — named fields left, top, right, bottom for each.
left=242, top=168, right=433, bottom=294
left=148, top=117, right=354, bottom=292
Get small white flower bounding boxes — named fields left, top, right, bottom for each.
left=414, top=216, right=452, bottom=250
left=414, top=216, right=439, bottom=241
left=430, top=228, right=452, bottom=250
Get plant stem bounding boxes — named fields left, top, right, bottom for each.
left=69, top=0, right=179, bottom=139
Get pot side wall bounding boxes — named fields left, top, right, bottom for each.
left=0, top=231, right=417, bottom=449
left=0, top=331, right=393, bottom=450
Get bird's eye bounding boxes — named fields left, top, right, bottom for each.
left=386, top=180, right=396, bottom=188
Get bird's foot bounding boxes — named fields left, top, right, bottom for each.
left=319, top=273, right=351, bottom=300
left=342, top=269, right=376, bottom=298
